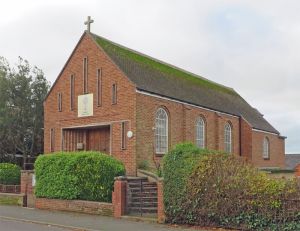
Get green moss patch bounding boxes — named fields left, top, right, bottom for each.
left=94, top=35, right=236, bottom=95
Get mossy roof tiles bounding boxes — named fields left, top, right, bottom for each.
left=91, top=33, right=279, bottom=134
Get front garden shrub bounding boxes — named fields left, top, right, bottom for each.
left=163, top=144, right=300, bottom=230
left=0, top=163, right=21, bottom=185
left=162, top=143, right=225, bottom=223
left=35, top=151, right=125, bottom=202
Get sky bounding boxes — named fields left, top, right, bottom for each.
left=0, top=0, right=299, bottom=153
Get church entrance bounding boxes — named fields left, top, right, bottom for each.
left=62, top=125, right=111, bottom=154
left=86, top=126, right=110, bottom=152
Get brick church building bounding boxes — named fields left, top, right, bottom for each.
left=44, top=28, right=286, bottom=176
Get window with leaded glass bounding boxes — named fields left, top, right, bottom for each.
left=263, top=137, right=270, bottom=159
left=196, top=117, right=205, bottom=148
left=224, top=122, right=232, bottom=153
left=155, top=108, right=168, bottom=154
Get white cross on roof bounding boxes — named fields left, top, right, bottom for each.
left=84, top=16, right=94, bottom=33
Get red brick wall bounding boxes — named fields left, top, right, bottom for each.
left=0, top=185, right=20, bottom=194
left=135, top=93, right=285, bottom=170
left=44, top=33, right=137, bottom=175
left=35, top=198, right=113, bottom=216
left=240, top=118, right=253, bottom=161
left=136, top=93, right=241, bottom=170
left=251, top=131, right=285, bottom=168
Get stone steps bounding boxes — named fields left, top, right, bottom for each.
left=126, top=177, right=158, bottom=215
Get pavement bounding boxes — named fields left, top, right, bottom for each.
left=0, top=205, right=209, bottom=231
left=0, top=218, right=68, bottom=231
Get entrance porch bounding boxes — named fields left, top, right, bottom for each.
left=62, top=125, right=111, bottom=154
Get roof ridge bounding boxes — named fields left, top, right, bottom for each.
left=91, top=32, right=234, bottom=92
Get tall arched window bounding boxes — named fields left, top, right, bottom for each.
left=155, top=108, right=168, bottom=154
left=196, top=117, right=205, bottom=148
left=224, top=122, right=232, bottom=153
left=263, top=137, right=270, bottom=159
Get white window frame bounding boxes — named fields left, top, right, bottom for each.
left=263, top=137, right=270, bottom=159
left=224, top=122, right=232, bottom=153
left=195, top=117, right=205, bottom=149
left=155, top=108, right=168, bottom=154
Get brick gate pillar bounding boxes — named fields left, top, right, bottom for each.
left=112, top=177, right=127, bottom=218
left=157, top=180, right=165, bottom=223
left=20, top=170, right=35, bottom=207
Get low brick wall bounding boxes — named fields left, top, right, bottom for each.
left=0, top=193, right=25, bottom=206
left=35, top=198, right=113, bottom=216
left=0, top=184, right=21, bottom=194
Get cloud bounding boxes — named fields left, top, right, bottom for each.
left=0, top=0, right=299, bottom=152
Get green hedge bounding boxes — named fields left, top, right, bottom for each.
left=162, top=143, right=224, bottom=222
left=162, top=143, right=300, bottom=230
left=0, top=163, right=21, bottom=185
left=35, top=152, right=125, bottom=202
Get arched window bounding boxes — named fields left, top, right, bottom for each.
left=224, top=122, right=232, bottom=153
left=196, top=117, right=205, bottom=148
left=263, top=137, right=270, bottom=159
left=155, top=108, right=168, bottom=154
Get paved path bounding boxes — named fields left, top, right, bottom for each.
left=0, top=218, right=69, bottom=231
left=0, top=205, right=208, bottom=231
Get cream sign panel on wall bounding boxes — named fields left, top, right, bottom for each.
left=78, top=94, right=93, bottom=117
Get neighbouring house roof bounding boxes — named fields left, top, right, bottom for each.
left=91, top=33, right=279, bottom=134
left=285, top=154, right=300, bottom=170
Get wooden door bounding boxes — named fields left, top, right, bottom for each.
left=63, top=129, right=85, bottom=151
left=87, top=127, right=110, bottom=153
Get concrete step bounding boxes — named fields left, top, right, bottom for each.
left=129, top=202, right=158, bottom=207
left=131, top=192, right=158, bottom=198
left=131, top=197, right=158, bottom=202
left=128, top=182, right=157, bottom=187
left=129, top=187, right=158, bottom=193
left=126, top=177, right=148, bottom=183
left=129, top=207, right=158, bottom=214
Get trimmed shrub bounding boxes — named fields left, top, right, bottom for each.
left=0, top=163, right=21, bottom=185
left=184, top=154, right=300, bottom=230
left=163, top=144, right=300, bottom=230
left=35, top=151, right=125, bottom=202
left=162, top=143, right=225, bottom=222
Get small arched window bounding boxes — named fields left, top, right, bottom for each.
left=263, top=137, right=270, bottom=159
left=196, top=117, right=205, bottom=148
left=155, top=108, right=168, bottom=154
left=224, top=122, right=232, bottom=153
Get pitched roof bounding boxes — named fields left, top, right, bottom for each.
left=91, top=33, right=279, bottom=134
left=285, top=154, right=300, bottom=170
